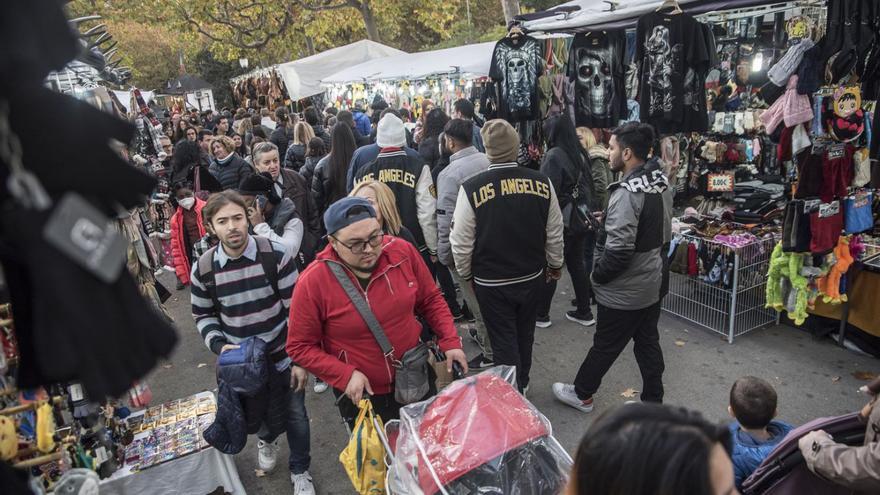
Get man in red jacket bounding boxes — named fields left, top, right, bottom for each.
left=287, top=197, right=467, bottom=426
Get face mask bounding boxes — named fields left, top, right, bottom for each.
left=179, top=197, right=196, bottom=210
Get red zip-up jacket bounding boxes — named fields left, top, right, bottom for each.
left=170, top=198, right=206, bottom=285
left=286, top=235, right=461, bottom=395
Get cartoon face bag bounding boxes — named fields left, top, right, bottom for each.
left=827, top=85, right=865, bottom=142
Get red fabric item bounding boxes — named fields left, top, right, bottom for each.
left=820, top=145, right=855, bottom=203
left=687, top=242, right=698, bottom=277
left=414, top=373, right=550, bottom=492
left=777, top=125, right=795, bottom=163
left=809, top=204, right=843, bottom=255
left=169, top=199, right=206, bottom=285
left=286, top=236, right=461, bottom=395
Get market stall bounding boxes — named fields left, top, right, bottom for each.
left=165, top=74, right=215, bottom=113
left=480, top=0, right=880, bottom=342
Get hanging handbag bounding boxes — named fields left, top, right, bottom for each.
left=561, top=155, right=592, bottom=234
left=339, top=399, right=387, bottom=494
left=326, top=262, right=431, bottom=405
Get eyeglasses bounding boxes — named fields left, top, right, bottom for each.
left=332, top=233, right=383, bottom=254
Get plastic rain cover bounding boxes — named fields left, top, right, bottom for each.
left=388, top=366, right=572, bottom=495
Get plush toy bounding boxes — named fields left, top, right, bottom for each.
left=765, top=242, right=809, bottom=324
left=36, top=401, right=55, bottom=454
left=0, top=415, right=17, bottom=461
left=827, top=85, right=865, bottom=142
left=819, top=236, right=854, bottom=304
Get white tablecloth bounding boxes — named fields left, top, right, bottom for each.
left=100, top=391, right=245, bottom=494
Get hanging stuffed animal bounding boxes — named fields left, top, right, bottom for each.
left=0, top=415, right=17, bottom=461
left=826, top=85, right=865, bottom=142
left=36, top=401, right=56, bottom=453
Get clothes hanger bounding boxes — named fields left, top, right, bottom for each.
left=656, top=0, right=683, bottom=14
left=509, top=24, right=524, bottom=39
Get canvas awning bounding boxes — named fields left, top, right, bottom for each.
left=517, top=0, right=773, bottom=32
left=322, top=42, right=495, bottom=84
left=276, top=39, right=405, bottom=100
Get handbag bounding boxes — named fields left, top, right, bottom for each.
left=561, top=159, right=592, bottom=234
left=326, top=262, right=431, bottom=405
left=339, top=399, right=387, bottom=495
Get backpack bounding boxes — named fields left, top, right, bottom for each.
left=197, top=236, right=280, bottom=313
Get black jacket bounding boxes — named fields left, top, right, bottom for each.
left=540, top=147, right=596, bottom=220
left=301, top=155, right=322, bottom=186
left=203, top=337, right=287, bottom=455
left=284, top=143, right=307, bottom=171
left=209, top=153, right=254, bottom=191
left=270, top=124, right=293, bottom=156
left=312, top=124, right=332, bottom=150
left=278, top=168, right=320, bottom=264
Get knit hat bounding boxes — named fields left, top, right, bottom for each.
left=371, top=94, right=389, bottom=111
left=238, top=171, right=274, bottom=196
left=376, top=114, right=406, bottom=148
left=481, top=119, right=520, bottom=163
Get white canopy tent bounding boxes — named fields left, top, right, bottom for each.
left=322, top=42, right=496, bottom=84
left=276, top=39, right=405, bottom=100
left=519, top=0, right=772, bottom=32
left=112, top=90, right=155, bottom=113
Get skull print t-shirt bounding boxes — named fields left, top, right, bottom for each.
left=490, top=35, right=544, bottom=122
left=567, top=30, right=627, bottom=129
left=636, top=12, right=711, bottom=134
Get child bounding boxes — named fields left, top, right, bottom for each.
left=169, top=185, right=206, bottom=289
left=728, top=376, right=795, bottom=488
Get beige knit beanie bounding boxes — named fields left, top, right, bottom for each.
left=480, top=119, right=520, bottom=163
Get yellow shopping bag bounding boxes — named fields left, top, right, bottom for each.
left=339, top=399, right=387, bottom=494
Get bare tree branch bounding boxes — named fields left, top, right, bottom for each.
left=295, top=0, right=361, bottom=12
left=176, top=2, right=293, bottom=50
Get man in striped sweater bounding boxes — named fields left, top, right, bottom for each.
left=191, top=191, right=314, bottom=495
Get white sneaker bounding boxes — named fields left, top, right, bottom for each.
left=552, top=383, right=594, bottom=413
left=535, top=316, right=552, bottom=329
left=313, top=380, right=329, bottom=394
left=257, top=439, right=278, bottom=472
left=291, top=471, right=316, bottom=495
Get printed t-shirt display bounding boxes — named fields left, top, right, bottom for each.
left=490, top=35, right=544, bottom=122
left=567, top=30, right=627, bottom=129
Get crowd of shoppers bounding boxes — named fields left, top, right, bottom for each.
left=166, top=101, right=879, bottom=495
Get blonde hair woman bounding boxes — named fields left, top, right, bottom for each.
left=576, top=127, right=614, bottom=210
left=284, top=121, right=316, bottom=171
left=350, top=180, right=417, bottom=247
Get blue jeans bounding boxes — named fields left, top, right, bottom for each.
left=259, top=368, right=311, bottom=474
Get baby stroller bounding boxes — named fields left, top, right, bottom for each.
left=381, top=366, right=572, bottom=495
left=741, top=412, right=866, bottom=494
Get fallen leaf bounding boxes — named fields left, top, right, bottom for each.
left=162, top=364, right=173, bottom=369
left=620, top=388, right=639, bottom=398
left=852, top=371, right=878, bottom=381
left=831, top=376, right=841, bottom=382
left=674, top=340, right=686, bottom=347
left=254, top=469, right=267, bottom=477
left=197, top=363, right=207, bottom=368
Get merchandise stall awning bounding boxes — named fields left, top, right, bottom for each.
left=517, top=0, right=776, bottom=32
left=112, top=89, right=155, bottom=113
left=165, top=74, right=213, bottom=95
left=276, top=39, right=406, bottom=100
left=322, top=42, right=496, bottom=84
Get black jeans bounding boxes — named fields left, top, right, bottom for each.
left=421, top=251, right=462, bottom=315
left=574, top=301, right=665, bottom=402
left=474, top=277, right=542, bottom=391
left=537, top=232, right=592, bottom=316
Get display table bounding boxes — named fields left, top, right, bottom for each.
left=808, top=268, right=880, bottom=338
left=100, top=391, right=245, bottom=495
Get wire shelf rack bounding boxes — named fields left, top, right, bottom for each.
left=663, top=232, right=780, bottom=343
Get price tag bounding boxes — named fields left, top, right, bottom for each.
left=803, top=199, right=821, bottom=213
left=69, top=383, right=84, bottom=402
left=707, top=172, right=735, bottom=192
left=818, top=201, right=840, bottom=218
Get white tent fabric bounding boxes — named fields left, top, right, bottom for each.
left=112, top=90, right=154, bottom=113
left=276, top=40, right=405, bottom=100
left=322, top=42, right=496, bottom=84
left=520, top=0, right=700, bottom=32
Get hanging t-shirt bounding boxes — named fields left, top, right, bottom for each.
left=636, top=12, right=710, bottom=134
left=490, top=35, right=543, bottom=122
left=567, top=30, right=627, bottom=129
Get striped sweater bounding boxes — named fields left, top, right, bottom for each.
left=191, top=236, right=298, bottom=356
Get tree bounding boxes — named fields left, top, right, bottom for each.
left=192, top=49, right=247, bottom=109
left=104, top=20, right=184, bottom=90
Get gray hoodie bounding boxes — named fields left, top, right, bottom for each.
left=591, top=161, right=668, bottom=310
left=436, top=147, right=490, bottom=267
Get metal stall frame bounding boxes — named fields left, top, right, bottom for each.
left=663, top=232, right=780, bottom=343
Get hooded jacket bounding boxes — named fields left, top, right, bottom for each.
left=729, top=420, right=795, bottom=489
left=353, top=110, right=372, bottom=137
left=252, top=197, right=303, bottom=259
left=170, top=198, right=207, bottom=285
left=588, top=146, right=615, bottom=210
left=592, top=161, right=668, bottom=310
left=276, top=168, right=321, bottom=265
left=286, top=236, right=461, bottom=395
left=283, top=143, right=307, bottom=171
left=436, top=147, right=490, bottom=268
left=540, top=146, right=595, bottom=223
